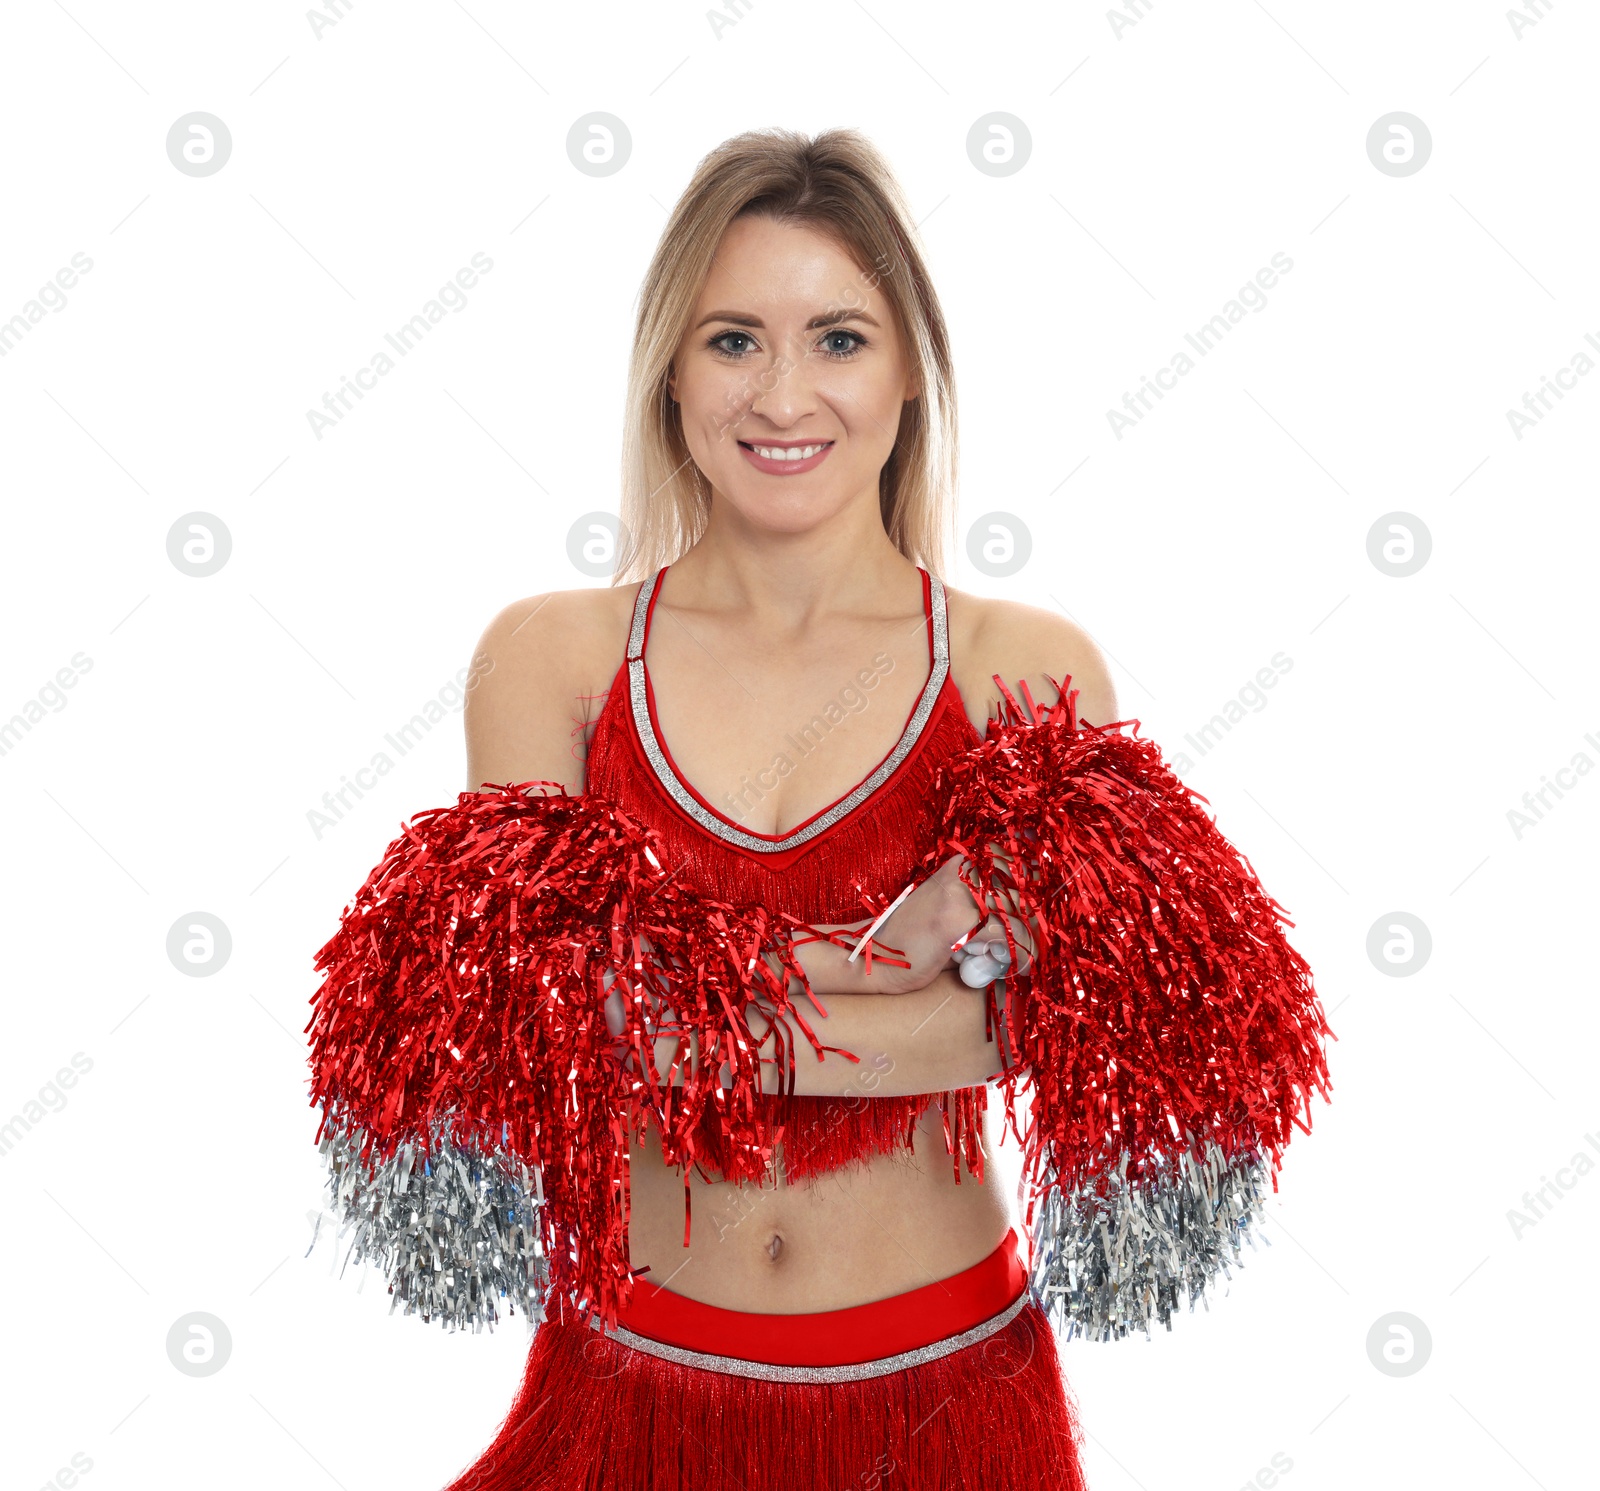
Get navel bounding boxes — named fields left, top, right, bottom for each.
left=766, top=1232, right=784, bottom=1262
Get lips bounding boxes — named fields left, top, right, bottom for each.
left=737, top=440, right=835, bottom=476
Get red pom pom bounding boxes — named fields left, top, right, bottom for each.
left=306, top=782, right=844, bottom=1330
left=926, top=677, right=1335, bottom=1208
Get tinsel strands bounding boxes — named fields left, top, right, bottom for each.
left=305, top=782, right=856, bottom=1332
left=923, top=675, right=1336, bottom=1333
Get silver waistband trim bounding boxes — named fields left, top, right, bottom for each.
left=625, top=568, right=950, bottom=855
left=594, top=1287, right=1029, bottom=1383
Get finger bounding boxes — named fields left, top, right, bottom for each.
left=974, top=917, right=1034, bottom=967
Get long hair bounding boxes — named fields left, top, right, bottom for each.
left=614, top=128, right=958, bottom=584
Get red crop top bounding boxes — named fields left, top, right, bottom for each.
left=583, top=563, right=992, bottom=1182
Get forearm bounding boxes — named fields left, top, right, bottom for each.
left=645, top=971, right=1012, bottom=1098
left=788, top=919, right=914, bottom=995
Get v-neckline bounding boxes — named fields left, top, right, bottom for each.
left=624, top=565, right=952, bottom=854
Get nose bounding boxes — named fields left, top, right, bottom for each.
left=746, top=346, right=820, bottom=431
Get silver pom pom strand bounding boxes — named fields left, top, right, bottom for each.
left=310, top=1105, right=550, bottom=1334
left=1026, top=1139, right=1272, bottom=1341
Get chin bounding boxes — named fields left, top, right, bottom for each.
left=719, top=486, right=857, bottom=535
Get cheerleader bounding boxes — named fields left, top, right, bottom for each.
left=306, top=127, right=1332, bottom=1490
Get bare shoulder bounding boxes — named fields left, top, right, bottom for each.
left=944, top=585, right=1120, bottom=729
left=462, top=583, right=638, bottom=795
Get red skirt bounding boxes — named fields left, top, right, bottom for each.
left=440, top=1227, right=1088, bottom=1490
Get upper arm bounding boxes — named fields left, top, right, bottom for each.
left=462, top=588, right=625, bottom=796
left=953, top=592, right=1120, bottom=730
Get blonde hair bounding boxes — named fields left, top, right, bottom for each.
left=614, top=127, right=958, bottom=584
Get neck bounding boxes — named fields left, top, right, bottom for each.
left=665, top=495, right=923, bottom=631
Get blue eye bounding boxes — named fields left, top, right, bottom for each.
left=708, top=330, right=757, bottom=357
left=704, top=328, right=869, bottom=361
left=817, top=329, right=867, bottom=359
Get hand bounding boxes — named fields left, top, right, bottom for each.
left=846, top=855, right=976, bottom=995
left=778, top=865, right=965, bottom=999
left=950, top=931, right=1033, bottom=987
left=790, top=856, right=1033, bottom=998
left=883, top=853, right=1038, bottom=993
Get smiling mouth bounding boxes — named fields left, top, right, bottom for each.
left=737, top=440, right=834, bottom=463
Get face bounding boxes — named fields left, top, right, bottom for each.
left=668, top=214, right=921, bottom=537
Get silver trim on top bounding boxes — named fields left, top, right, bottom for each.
left=626, top=568, right=949, bottom=854
left=596, top=1288, right=1029, bottom=1383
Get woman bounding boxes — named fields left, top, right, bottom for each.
left=455, top=128, right=1106, bottom=1488
left=306, top=127, right=1329, bottom=1491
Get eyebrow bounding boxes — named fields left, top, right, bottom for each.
left=693, top=308, right=882, bottom=332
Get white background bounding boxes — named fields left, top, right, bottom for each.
left=2, top=2, right=1595, bottom=1488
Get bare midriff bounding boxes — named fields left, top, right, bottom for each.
left=625, top=1094, right=1014, bottom=1314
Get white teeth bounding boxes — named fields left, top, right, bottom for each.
left=751, top=443, right=825, bottom=461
